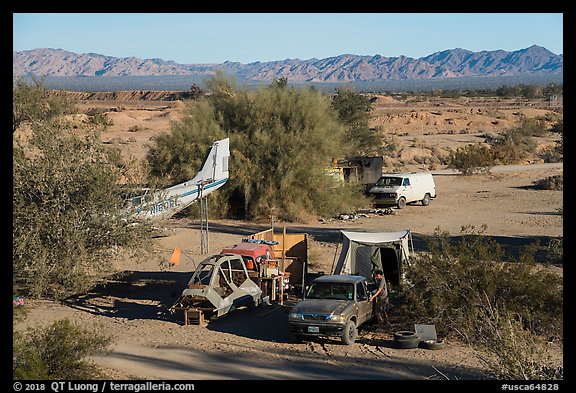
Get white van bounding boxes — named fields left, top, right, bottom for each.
left=369, top=172, right=436, bottom=209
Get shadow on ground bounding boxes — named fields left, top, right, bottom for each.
left=63, top=270, right=191, bottom=322
left=206, top=301, right=295, bottom=343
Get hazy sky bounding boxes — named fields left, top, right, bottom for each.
left=13, top=13, right=563, bottom=64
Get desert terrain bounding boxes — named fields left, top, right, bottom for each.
left=16, top=92, right=563, bottom=381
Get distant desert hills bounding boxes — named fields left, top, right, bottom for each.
left=13, top=45, right=562, bottom=83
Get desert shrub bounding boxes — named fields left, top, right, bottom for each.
left=495, top=84, right=549, bottom=99
left=85, top=108, right=113, bottom=128
left=491, top=139, right=531, bottom=164
left=548, top=119, right=563, bottom=134
left=539, top=129, right=563, bottom=163
left=13, top=77, right=76, bottom=132
left=13, top=80, right=153, bottom=299
left=410, top=137, right=427, bottom=148
left=331, top=87, right=385, bottom=156
left=490, top=118, right=551, bottom=164
left=474, top=302, right=563, bottom=380
left=13, top=319, right=112, bottom=380
left=539, top=145, right=563, bottom=163
left=447, top=143, right=494, bottom=174
left=536, top=113, right=562, bottom=124
left=398, top=226, right=563, bottom=340
left=514, top=118, right=548, bottom=138
left=533, top=175, right=563, bottom=191
left=379, top=133, right=399, bottom=154
left=148, top=74, right=372, bottom=221
left=487, top=118, right=561, bottom=165
left=546, top=236, right=563, bottom=265
left=544, top=84, right=563, bottom=96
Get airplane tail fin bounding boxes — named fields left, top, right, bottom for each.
left=126, top=138, right=230, bottom=221
left=193, top=137, right=230, bottom=186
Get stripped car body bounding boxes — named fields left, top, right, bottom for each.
left=170, top=253, right=262, bottom=321
left=288, top=274, right=372, bottom=345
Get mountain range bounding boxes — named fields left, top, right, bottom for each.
left=13, top=46, right=563, bottom=83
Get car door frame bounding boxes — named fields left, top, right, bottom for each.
left=355, top=281, right=372, bottom=325
left=400, top=177, right=414, bottom=203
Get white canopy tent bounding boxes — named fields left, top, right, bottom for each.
left=332, top=230, right=413, bottom=287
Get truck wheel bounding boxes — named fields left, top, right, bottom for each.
left=397, top=197, right=407, bottom=209
left=341, top=320, right=358, bottom=345
left=421, top=193, right=431, bottom=206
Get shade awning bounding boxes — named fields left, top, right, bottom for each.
left=340, top=230, right=410, bottom=245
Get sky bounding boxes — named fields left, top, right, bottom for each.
left=13, top=13, right=563, bottom=65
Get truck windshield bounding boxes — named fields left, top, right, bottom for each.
left=306, top=282, right=354, bottom=300
left=375, top=177, right=402, bottom=187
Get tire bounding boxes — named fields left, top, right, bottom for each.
left=421, top=193, right=431, bottom=206
left=394, top=337, right=420, bottom=349
left=397, top=197, right=407, bottom=209
left=419, top=339, right=445, bottom=350
left=393, top=330, right=420, bottom=349
left=341, top=320, right=358, bottom=345
left=393, top=330, right=419, bottom=340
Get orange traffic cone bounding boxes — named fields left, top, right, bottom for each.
left=169, top=247, right=182, bottom=266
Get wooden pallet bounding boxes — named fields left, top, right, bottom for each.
left=183, top=309, right=205, bottom=326
left=171, top=306, right=207, bottom=326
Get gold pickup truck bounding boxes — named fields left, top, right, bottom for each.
left=288, top=275, right=373, bottom=345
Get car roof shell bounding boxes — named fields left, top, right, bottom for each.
left=199, top=254, right=243, bottom=266
left=312, top=274, right=366, bottom=284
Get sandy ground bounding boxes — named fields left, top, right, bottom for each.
left=15, top=95, right=563, bottom=381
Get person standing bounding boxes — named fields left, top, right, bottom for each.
left=369, top=269, right=389, bottom=324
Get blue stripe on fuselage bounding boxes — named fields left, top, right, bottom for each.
left=178, top=178, right=229, bottom=199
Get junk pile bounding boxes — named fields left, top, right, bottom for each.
left=319, top=208, right=396, bottom=223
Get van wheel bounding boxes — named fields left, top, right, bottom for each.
left=397, top=197, right=407, bottom=209
left=341, top=320, right=358, bottom=345
left=422, top=193, right=431, bottom=206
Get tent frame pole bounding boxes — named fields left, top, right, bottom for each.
left=330, top=231, right=342, bottom=274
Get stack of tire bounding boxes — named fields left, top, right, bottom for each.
left=393, top=331, right=445, bottom=350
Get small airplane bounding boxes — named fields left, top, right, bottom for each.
left=125, top=138, right=230, bottom=221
